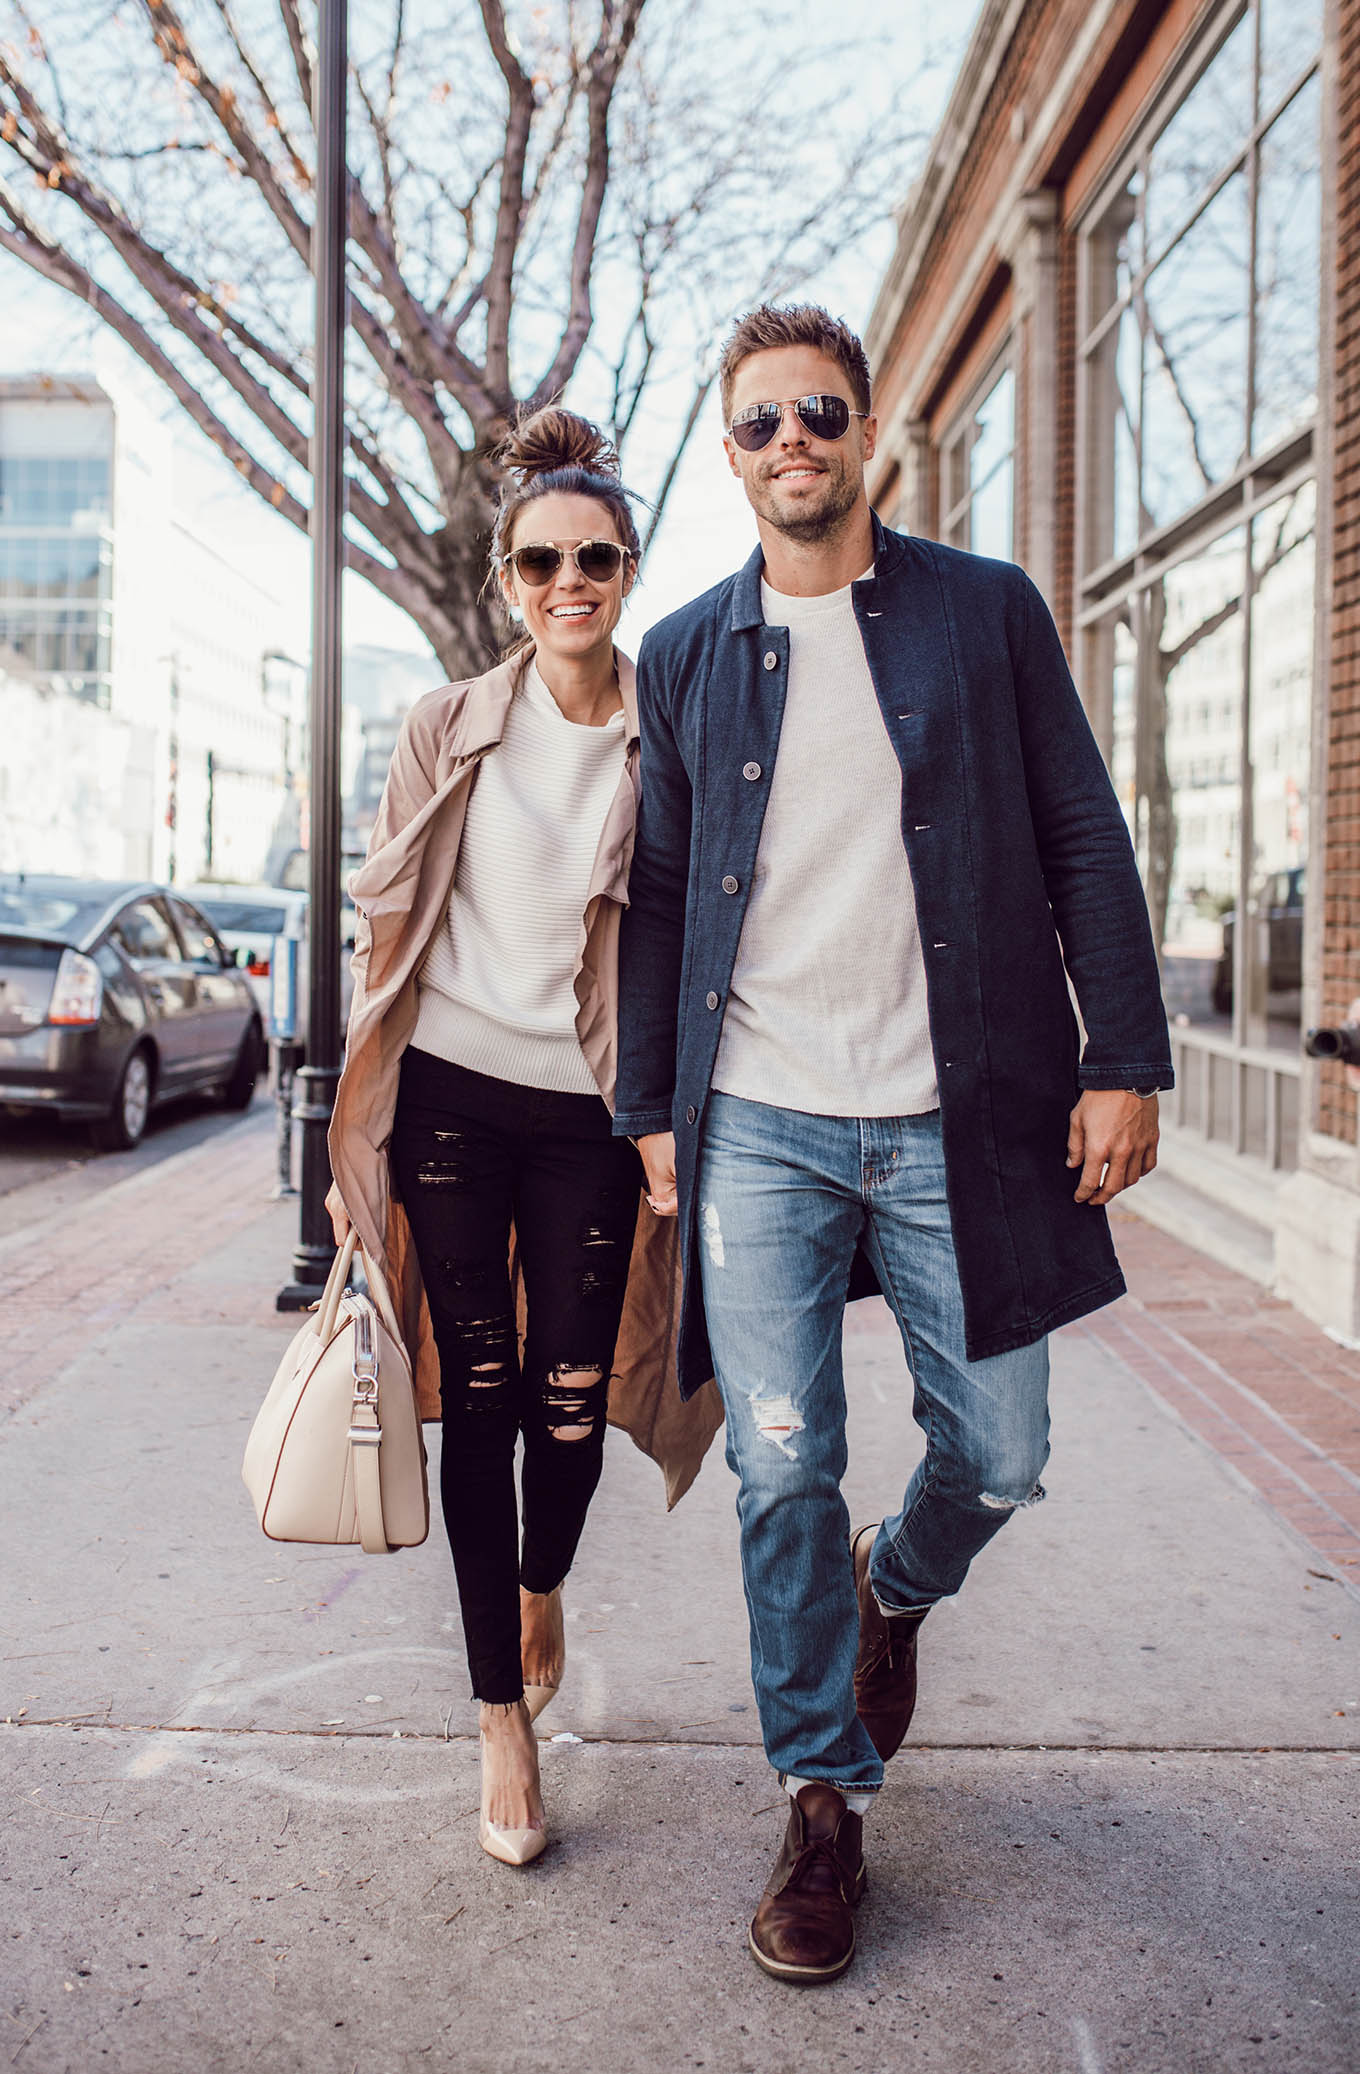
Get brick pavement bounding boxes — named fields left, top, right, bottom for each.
left=1081, top=1210, right=1360, bottom=1577
left=0, top=1108, right=285, bottom=1421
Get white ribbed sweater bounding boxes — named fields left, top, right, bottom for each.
left=411, top=661, right=627, bottom=1092
left=711, top=573, right=938, bottom=1117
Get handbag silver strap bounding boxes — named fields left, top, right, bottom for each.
left=347, top=1298, right=388, bottom=1555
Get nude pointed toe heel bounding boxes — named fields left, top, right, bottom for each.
left=479, top=1811, right=547, bottom=1866
left=478, top=1725, right=546, bottom=1867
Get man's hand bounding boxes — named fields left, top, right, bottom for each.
left=636, top=1130, right=679, bottom=1217
left=1066, top=1090, right=1159, bottom=1206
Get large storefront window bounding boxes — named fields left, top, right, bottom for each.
left=1077, top=0, right=1320, bottom=1167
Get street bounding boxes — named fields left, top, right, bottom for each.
left=1, top=1107, right=1357, bottom=2073
left=0, top=1085, right=270, bottom=1242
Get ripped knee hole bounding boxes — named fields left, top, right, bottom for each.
left=749, top=1390, right=804, bottom=1461
left=452, top=1314, right=516, bottom=1409
left=544, top=1363, right=607, bottom=1442
left=978, top=1481, right=1047, bottom=1511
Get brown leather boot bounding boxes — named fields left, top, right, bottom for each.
left=852, top=1522, right=927, bottom=1760
left=747, top=1782, right=866, bottom=1984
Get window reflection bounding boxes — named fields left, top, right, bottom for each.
left=1259, top=0, right=1324, bottom=112
left=941, top=364, right=1014, bottom=560
left=1088, top=179, right=1140, bottom=325
left=1136, top=529, right=1247, bottom=1028
left=1141, top=173, right=1250, bottom=527
left=1242, top=482, right=1313, bottom=1034
left=1110, top=615, right=1138, bottom=833
left=970, top=467, right=1011, bottom=561
left=971, top=370, right=1012, bottom=487
left=1254, top=75, right=1322, bottom=454
left=1145, top=13, right=1253, bottom=262
left=1113, top=307, right=1142, bottom=558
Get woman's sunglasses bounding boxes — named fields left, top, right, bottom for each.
left=727, top=394, right=868, bottom=452
left=502, top=539, right=633, bottom=586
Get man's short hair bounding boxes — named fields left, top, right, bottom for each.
left=718, top=303, right=872, bottom=425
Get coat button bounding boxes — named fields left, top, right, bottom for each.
left=706, top=991, right=719, bottom=1010
left=686, top=1104, right=697, bottom=1125
left=763, top=651, right=778, bottom=671
left=743, top=761, right=761, bottom=781
left=721, top=874, right=739, bottom=894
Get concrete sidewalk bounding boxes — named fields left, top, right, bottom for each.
left=2, top=1108, right=1357, bottom=2074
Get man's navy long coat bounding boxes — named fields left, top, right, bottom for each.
left=613, top=517, right=1173, bottom=1399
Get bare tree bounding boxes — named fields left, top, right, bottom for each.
left=0, top=0, right=935, bottom=675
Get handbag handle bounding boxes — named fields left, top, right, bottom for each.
left=357, top=1245, right=404, bottom=1352
left=312, top=1225, right=403, bottom=1356
left=314, top=1227, right=358, bottom=1340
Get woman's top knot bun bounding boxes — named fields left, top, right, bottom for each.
left=496, top=406, right=619, bottom=486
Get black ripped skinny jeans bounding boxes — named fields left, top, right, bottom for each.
left=389, top=1047, right=644, bottom=1703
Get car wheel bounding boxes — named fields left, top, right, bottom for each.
left=90, top=1045, right=153, bottom=1151
left=222, top=1020, right=263, bottom=1111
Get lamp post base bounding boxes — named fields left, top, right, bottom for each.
left=276, top=1060, right=342, bottom=1311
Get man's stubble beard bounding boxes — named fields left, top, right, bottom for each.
left=753, top=463, right=862, bottom=544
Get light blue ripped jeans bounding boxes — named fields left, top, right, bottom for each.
left=697, top=1092, right=1050, bottom=1790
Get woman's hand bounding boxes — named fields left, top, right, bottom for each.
left=325, top=1182, right=352, bottom=1246
left=636, top=1131, right=678, bottom=1217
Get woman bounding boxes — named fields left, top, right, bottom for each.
left=326, top=409, right=720, bottom=1867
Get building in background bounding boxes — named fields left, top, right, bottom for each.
left=865, top=0, right=1353, bottom=1339
left=0, top=373, right=295, bottom=883
left=343, top=643, right=446, bottom=854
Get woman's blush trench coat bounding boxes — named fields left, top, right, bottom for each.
left=326, top=647, right=723, bottom=1509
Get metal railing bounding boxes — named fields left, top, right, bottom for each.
left=1167, top=1021, right=1302, bottom=1172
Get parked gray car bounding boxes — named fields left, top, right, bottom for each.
left=0, top=876, right=263, bottom=1149
left=180, top=882, right=356, bottom=1042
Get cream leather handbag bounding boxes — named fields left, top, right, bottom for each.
left=243, top=1229, right=429, bottom=1553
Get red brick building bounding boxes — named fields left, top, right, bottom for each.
left=865, top=0, right=1357, bottom=1339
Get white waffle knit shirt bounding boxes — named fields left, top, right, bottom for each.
left=711, top=571, right=938, bottom=1117
left=411, top=659, right=627, bottom=1093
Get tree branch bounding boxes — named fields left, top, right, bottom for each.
left=276, top=0, right=315, bottom=116
left=476, top=0, right=536, bottom=404
left=134, top=0, right=313, bottom=265
left=531, top=0, right=647, bottom=407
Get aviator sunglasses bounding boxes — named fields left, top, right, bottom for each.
left=727, top=393, right=868, bottom=452
left=501, top=538, right=633, bottom=586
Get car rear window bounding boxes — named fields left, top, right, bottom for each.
left=0, top=890, right=98, bottom=936
left=0, top=937, right=63, bottom=968
left=193, top=900, right=291, bottom=933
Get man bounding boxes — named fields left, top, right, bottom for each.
left=613, top=303, right=1171, bottom=1984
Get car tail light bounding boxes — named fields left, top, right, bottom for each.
left=48, top=947, right=104, bottom=1026
left=247, top=956, right=271, bottom=978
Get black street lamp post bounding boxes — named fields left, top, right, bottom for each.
left=278, top=0, right=348, bottom=1309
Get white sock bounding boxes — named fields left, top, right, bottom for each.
left=784, top=1773, right=875, bottom=1817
